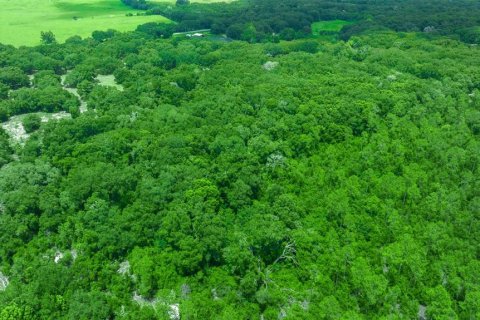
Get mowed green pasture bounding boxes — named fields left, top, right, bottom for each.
left=0, top=0, right=171, bottom=46
left=311, top=20, right=352, bottom=36
left=150, top=0, right=234, bottom=3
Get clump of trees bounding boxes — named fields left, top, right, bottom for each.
left=22, top=114, right=41, bottom=133
left=0, top=87, right=78, bottom=117
left=136, top=22, right=175, bottom=39
left=40, top=31, right=57, bottom=45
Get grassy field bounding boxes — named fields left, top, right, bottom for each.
left=150, top=0, right=235, bottom=3
left=0, top=0, right=171, bottom=47
left=311, top=20, right=352, bottom=36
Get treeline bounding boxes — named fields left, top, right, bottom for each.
left=121, top=0, right=480, bottom=43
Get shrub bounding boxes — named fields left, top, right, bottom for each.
left=22, top=114, right=42, bottom=133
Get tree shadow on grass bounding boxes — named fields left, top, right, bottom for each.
left=54, top=0, right=132, bottom=19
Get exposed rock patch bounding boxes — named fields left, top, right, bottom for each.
left=168, top=304, right=180, bottom=320
left=118, top=260, right=131, bottom=275
left=71, top=249, right=78, bottom=261
left=2, top=112, right=72, bottom=145
left=181, top=283, right=191, bottom=299
left=0, top=272, right=9, bottom=291
left=423, top=26, right=436, bottom=33
left=418, top=305, right=427, bottom=320
left=1, top=119, right=29, bottom=144
left=50, top=249, right=78, bottom=264
left=54, top=251, right=64, bottom=264
left=132, top=292, right=180, bottom=320
left=387, top=74, right=397, bottom=81
left=132, top=291, right=159, bottom=307
left=41, top=111, right=71, bottom=123
left=263, top=61, right=279, bottom=71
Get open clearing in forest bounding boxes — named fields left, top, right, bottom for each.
left=0, top=0, right=171, bottom=46
left=2, top=112, right=71, bottom=144
left=96, top=74, right=124, bottom=91
left=311, top=20, right=352, bottom=36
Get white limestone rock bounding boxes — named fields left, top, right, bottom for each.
left=0, top=272, right=9, bottom=291
left=168, top=304, right=180, bottom=320
left=118, top=260, right=131, bottom=275
left=263, top=61, right=279, bottom=71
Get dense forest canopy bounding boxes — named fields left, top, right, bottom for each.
left=0, top=0, right=480, bottom=319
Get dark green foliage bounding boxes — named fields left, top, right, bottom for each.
left=0, top=128, right=13, bottom=167
left=33, top=70, right=61, bottom=89
left=40, top=31, right=57, bottom=45
left=0, top=67, right=29, bottom=90
left=91, top=29, right=118, bottom=42
left=22, top=114, right=42, bottom=133
left=135, top=22, right=175, bottom=39
left=3, top=87, right=78, bottom=116
left=121, top=0, right=148, bottom=10
left=63, top=66, right=95, bottom=88
left=0, top=105, right=8, bottom=122
left=0, top=83, right=8, bottom=100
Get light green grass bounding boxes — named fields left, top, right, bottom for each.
left=188, top=0, right=234, bottom=2
left=149, top=0, right=234, bottom=3
left=311, top=20, right=352, bottom=36
left=0, top=0, right=171, bottom=47
left=96, top=74, right=124, bottom=91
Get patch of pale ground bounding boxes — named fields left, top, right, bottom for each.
left=0, top=272, right=9, bottom=291
left=2, top=112, right=72, bottom=144
left=95, top=74, right=124, bottom=91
